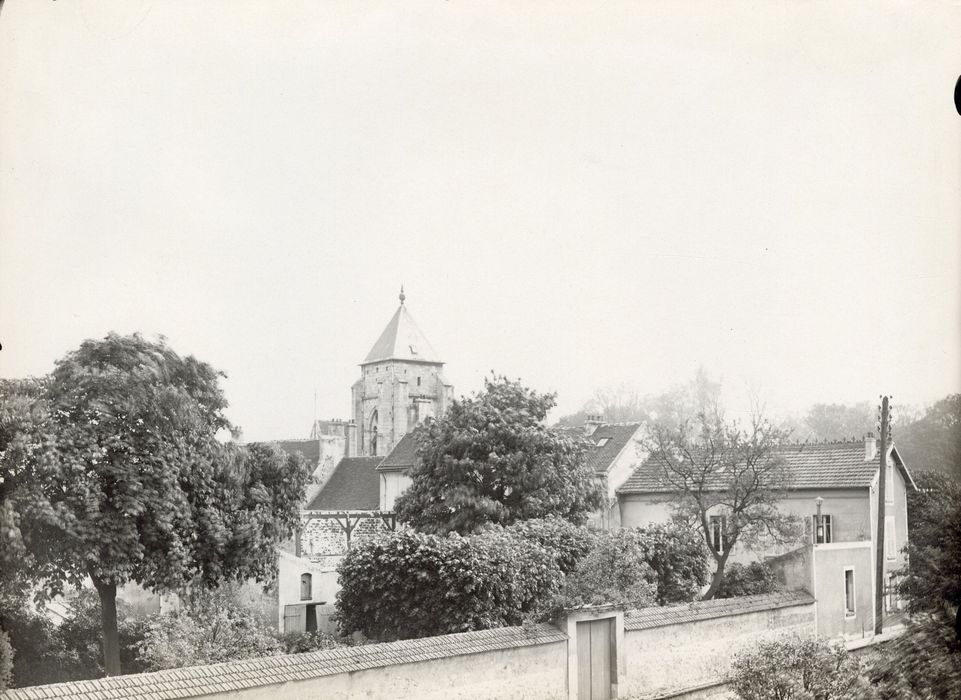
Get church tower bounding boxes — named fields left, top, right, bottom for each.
left=351, top=288, right=453, bottom=457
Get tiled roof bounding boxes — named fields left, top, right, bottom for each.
left=584, top=423, right=641, bottom=474
left=273, top=439, right=320, bottom=466
left=305, top=457, right=383, bottom=510
left=377, top=432, right=419, bottom=471
left=618, top=440, right=906, bottom=494
left=1, top=624, right=566, bottom=700
left=363, top=303, right=442, bottom=365
left=624, top=590, right=815, bottom=631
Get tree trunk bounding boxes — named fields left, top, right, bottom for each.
left=701, top=548, right=731, bottom=600
left=701, top=564, right=726, bottom=600
left=90, top=572, right=121, bottom=676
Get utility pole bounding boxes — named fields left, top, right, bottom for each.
left=874, top=395, right=890, bottom=635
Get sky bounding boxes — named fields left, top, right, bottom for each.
left=1, top=1, right=959, bottom=441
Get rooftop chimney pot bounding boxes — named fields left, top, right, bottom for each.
left=864, top=432, right=877, bottom=461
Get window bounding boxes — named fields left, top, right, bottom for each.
left=417, top=376, right=421, bottom=387
left=596, top=437, right=610, bottom=447
left=885, top=463, right=894, bottom=504
left=812, top=514, right=833, bottom=544
left=844, top=569, right=856, bottom=617
left=300, top=573, right=312, bottom=601
left=885, top=516, right=896, bottom=560
left=885, top=573, right=898, bottom=612
left=369, top=409, right=379, bottom=454
left=709, top=515, right=727, bottom=554
left=409, top=344, right=418, bottom=355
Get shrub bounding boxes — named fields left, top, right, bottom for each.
left=0, top=630, right=12, bottom=692
left=504, top=517, right=594, bottom=574
left=715, top=561, right=781, bottom=599
left=1, top=605, right=68, bottom=687
left=863, top=610, right=961, bottom=698
left=630, top=523, right=710, bottom=605
left=54, top=589, right=147, bottom=677
left=137, top=601, right=282, bottom=671
left=281, top=630, right=346, bottom=654
left=335, top=528, right=562, bottom=640
left=1, top=590, right=146, bottom=687
left=729, top=635, right=864, bottom=700
left=562, top=529, right=657, bottom=609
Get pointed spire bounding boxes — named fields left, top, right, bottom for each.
left=362, top=291, right=442, bottom=365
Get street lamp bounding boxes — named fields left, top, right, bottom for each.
left=815, top=496, right=824, bottom=545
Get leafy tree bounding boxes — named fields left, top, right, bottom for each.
left=714, top=561, right=781, bottom=599
left=895, top=394, right=961, bottom=480
left=394, top=375, right=604, bottom=534
left=555, top=369, right=722, bottom=431
left=335, top=528, right=561, bottom=640
left=802, top=402, right=875, bottom=442
left=9, top=334, right=310, bottom=675
left=0, top=378, right=44, bottom=690
left=647, top=409, right=800, bottom=599
left=0, top=379, right=44, bottom=609
left=899, top=471, right=961, bottom=629
left=728, top=636, right=864, bottom=700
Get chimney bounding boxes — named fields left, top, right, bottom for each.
left=584, top=414, right=605, bottom=437
left=864, top=432, right=877, bottom=461
left=346, top=420, right=358, bottom=457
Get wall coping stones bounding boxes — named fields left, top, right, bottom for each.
left=624, top=590, right=815, bottom=631
left=1, top=623, right=567, bottom=700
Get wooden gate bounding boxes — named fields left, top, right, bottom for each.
left=576, top=618, right=614, bottom=700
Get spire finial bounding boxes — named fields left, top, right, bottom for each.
left=399, top=285, right=406, bottom=305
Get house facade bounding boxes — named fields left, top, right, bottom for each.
left=577, top=418, right=645, bottom=530
left=616, top=434, right=916, bottom=639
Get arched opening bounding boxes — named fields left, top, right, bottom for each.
left=369, top=409, right=378, bottom=455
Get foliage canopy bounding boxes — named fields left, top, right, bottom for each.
left=729, top=635, right=864, bottom=700
left=335, top=528, right=561, bottom=640
left=646, top=409, right=799, bottom=599
left=394, top=375, right=604, bottom=534
left=6, top=334, right=310, bottom=675
left=899, top=471, right=961, bottom=613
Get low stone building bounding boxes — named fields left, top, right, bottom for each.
left=616, top=433, right=916, bottom=639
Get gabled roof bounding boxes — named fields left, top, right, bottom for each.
left=618, top=440, right=914, bottom=494
left=362, top=303, right=442, bottom=365
left=584, top=423, right=641, bottom=474
left=306, top=457, right=383, bottom=510
left=377, top=432, right=419, bottom=471
left=375, top=424, right=642, bottom=475
left=274, top=439, right=320, bottom=466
